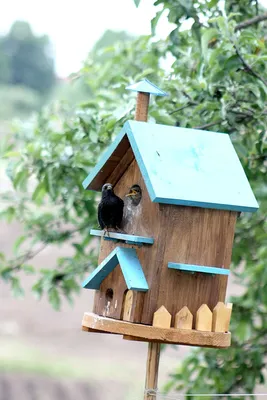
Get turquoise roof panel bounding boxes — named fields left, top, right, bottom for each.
left=82, top=247, right=149, bottom=291
left=83, top=120, right=258, bottom=213
left=126, top=78, right=167, bottom=96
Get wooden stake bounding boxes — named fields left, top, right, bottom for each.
left=144, top=342, right=161, bottom=400
left=135, top=92, right=150, bottom=122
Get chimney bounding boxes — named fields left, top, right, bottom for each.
left=126, top=78, right=167, bottom=122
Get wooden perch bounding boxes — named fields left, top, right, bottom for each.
left=174, top=306, right=193, bottom=330
left=196, top=304, right=212, bottom=331
left=152, top=306, right=172, bottom=328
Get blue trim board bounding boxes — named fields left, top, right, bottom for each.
left=82, top=128, right=126, bottom=190
left=90, top=229, right=154, bottom=245
left=82, top=247, right=149, bottom=291
left=152, top=197, right=258, bottom=213
left=126, top=122, right=157, bottom=203
left=168, top=263, right=230, bottom=276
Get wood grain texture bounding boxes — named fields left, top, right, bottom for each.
left=107, top=147, right=135, bottom=188
left=122, top=290, right=145, bottom=323
left=196, top=304, right=212, bottom=331
left=87, top=134, right=130, bottom=191
left=82, top=312, right=231, bottom=348
left=153, top=306, right=171, bottom=328
left=212, top=302, right=232, bottom=333
left=156, top=206, right=237, bottom=326
left=174, top=306, right=193, bottom=330
left=144, top=342, right=161, bottom=400
left=135, top=92, right=150, bottom=122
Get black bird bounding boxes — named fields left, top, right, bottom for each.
left=98, top=183, right=124, bottom=233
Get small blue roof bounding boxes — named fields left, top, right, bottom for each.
left=126, top=78, right=167, bottom=96
left=82, top=247, right=149, bottom=291
left=83, top=121, right=258, bottom=213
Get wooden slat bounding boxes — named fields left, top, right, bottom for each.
left=212, top=302, right=232, bottom=332
left=196, top=304, right=212, bottom=332
left=82, top=312, right=231, bottom=348
left=153, top=306, right=171, bottom=328
left=122, top=290, right=145, bottom=323
left=107, top=147, right=135, bottom=187
left=174, top=306, right=193, bottom=330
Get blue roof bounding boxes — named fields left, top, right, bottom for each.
left=83, top=121, right=258, bottom=213
left=82, top=247, right=149, bottom=291
left=126, top=78, right=167, bottom=96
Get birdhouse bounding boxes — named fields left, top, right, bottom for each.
left=81, top=79, right=258, bottom=349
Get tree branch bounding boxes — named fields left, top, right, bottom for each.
left=235, top=12, right=267, bottom=31
left=193, top=120, right=222, bottom=130
left=234, top=44, right=267, bottom=87
left=170, top=102, right=197, bottom=115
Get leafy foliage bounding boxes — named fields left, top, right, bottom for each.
left=1, top=0, right=267, bottom=396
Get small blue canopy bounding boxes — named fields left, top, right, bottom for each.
left=83, top=121, right=258, bottom=213
left=82, top=247, right=149, bottom=291
left=126, top=78, right=167, bottom=96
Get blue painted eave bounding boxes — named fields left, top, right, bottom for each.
left=82, top=247, right=149, bottom=291
left=126, top=78, right=167, bottom=96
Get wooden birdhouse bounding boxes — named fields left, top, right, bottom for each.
left=81, top=79, right=258, bottom=350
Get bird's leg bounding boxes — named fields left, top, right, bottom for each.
left=103, top=227, right=110, bottom=237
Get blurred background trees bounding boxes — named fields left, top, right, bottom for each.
left=0, top=0, right=267, bottom=398
left=0, top=20, right=55, bottom=118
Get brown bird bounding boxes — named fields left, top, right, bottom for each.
left=126, top=184, right=142, bottom=206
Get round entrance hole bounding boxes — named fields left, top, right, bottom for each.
left=105, top=288, right=114, bottom=301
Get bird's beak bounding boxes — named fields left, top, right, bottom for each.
left=126, top=189, right=138, bottom=197
left=107, top=185, right=113, bottom=191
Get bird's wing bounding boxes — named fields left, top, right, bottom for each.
left=97, top=202, right=105, bottom=229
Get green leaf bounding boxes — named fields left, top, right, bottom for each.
left=3, top=151, right=20, bottom=158
left=13, top=169, right=28, bottom=190
left=32, top=181, right=47, bottom=204
left=151, top=9, right=164, bottom=35
left=224, top=55, right=241, bottom=71
left=13, top=235, right=27, bottom=254
left=11, top=277, right=24, bottom=298
left=48, top=287, right=61, bottom=310
left=201, top=29, right=219, bottom=61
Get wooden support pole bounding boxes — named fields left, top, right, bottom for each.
left=135, top=92, right=150, bottom=122
left=144, top=342, right=161, bottom=400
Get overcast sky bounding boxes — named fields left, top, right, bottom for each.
left=0, top=0, right=171, bottom=77
left=1, top=0, right=266, bottom=77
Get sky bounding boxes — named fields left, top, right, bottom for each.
left=1, top=0, right=267, bottom=78
left=0, top=0, right=172, bottom=77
